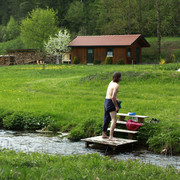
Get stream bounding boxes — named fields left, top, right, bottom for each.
left=0, top=130, right=179, bottom=169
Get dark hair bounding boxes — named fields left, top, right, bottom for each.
left=112, top=72, right=121, bottom=82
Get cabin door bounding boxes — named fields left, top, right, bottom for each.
left=87, top=48, right=94, bottom=63
left=136, top=48, right=140, bottom=64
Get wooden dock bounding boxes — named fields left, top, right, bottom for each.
left=81, top=136, right=137, bottom=151
left=81, top=113, right=149, bottom=151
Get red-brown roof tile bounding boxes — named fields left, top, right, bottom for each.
left=69, top=34, right=150, bottom=47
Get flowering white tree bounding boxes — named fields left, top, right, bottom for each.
left=44, top=29, right=71, bottom=63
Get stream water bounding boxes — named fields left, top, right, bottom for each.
left=0, top=130, right=179, bottom=169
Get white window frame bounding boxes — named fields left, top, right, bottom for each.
left=106, top=48, right=113, bottom=57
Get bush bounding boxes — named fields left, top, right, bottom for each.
left=137, top=122, right=161, bottom=143
left=117, top=60, right=125, bottom=65
left=105, top=57, right=112, bottom=64
left=93, top=59, right=101, bottom=64
left=3, top=111, right=54, bottom=130
left=147, top=123, right=180, bottom=154
left=73, top=56, right=79, bottom=64
left=68, top=127, right=84, bottom=141
left=174, top=50, right=180, bottom=61
left=0, top=109, right=14, bottom=128
left=3, top=112, right=25, bottom=130
left=68, top=119, right=102, bottom=141
left=160, top=59, right=166, bottom=64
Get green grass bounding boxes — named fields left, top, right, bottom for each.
left=0, top=64, right=180, bottom=153
left=0, top=150, right=179, bottom=180
left=143, top=37, right=180, bottom=63
left=146, top=37, right=180, bottom=43
left=0, top=64, right=179, bottom=122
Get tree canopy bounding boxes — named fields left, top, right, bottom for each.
left=0, top=0, right=179, bottom=43
left=20, top=8, right=59, bottom=49
left=44, top=29, right=71, bottom=56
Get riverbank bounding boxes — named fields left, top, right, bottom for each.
left=0, top=130, right=179, bottom=169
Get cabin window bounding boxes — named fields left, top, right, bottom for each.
left=127, top=48, right=131, bottom=57
left=88, top=49, right=93, bottom=54
left=106, top=48, right=113, bottom=57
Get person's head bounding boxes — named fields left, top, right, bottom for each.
left=112, top=71, right=121, bottom=82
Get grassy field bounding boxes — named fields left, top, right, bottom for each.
left=0, top=64, right=179, bottom=179
left=0, top=150, right=179, bottom=180
left=0, top=63, right=179, bottom=153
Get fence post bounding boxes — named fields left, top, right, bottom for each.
left=43, top=63, right=45, bottom=70
left=177, top=60, right=179, bottom=70
left=132, top=60, right=134, bottom=70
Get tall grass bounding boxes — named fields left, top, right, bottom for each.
left=0, top=150, right=179, bottom=179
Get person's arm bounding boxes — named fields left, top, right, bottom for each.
left=111, top=85, right=119, bottom=112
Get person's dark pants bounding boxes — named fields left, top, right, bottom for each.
left=102, top=99, right=116, bottom=132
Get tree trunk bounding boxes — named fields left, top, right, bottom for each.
left=157, top=0, right=161, bottom=61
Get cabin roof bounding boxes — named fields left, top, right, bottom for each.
left=69, top=34, right=150, bottom=47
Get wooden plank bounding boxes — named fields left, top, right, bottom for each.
left=81, top=136, right=137, bottom=147
left=108, top=128, right=138, bottom=134
left=116, top=120, right=127, bottom=125
left=116, top=120, right=143, bottom=125
left=117, top=113, right=148, bottom=118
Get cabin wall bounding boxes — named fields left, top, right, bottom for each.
left=71, top=42, right=142, bottom=64
left=71, top=47, right=87, bottom=64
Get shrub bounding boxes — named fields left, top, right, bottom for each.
left=170, top=54, right=176, bottom=63
left=73, top=56, right=79, bottom=64
left=68, top=119, right=102, bottom=141
left=3, top=111, right=54, bottom=130
left=93, top=59, right=101, bottom=64
left=160, top=59, right=166, bottom=64
left=0, top=108, right=14, bottom=128
left=174, top=50, right=180, bottom=61
left=68, top=127, right=84, bottom=141
left=23, top=113, right=54, bottom=130
left=117, top=60, right=125, bottom=65
left=105, top=57, right=112, bottom=64
left=147, top=123, right=180, bottom=154
left=3, top=112, right=25, bottom=130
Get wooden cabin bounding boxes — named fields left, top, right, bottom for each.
left=68, top=34, right=150, bottom=64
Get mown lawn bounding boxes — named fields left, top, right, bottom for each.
left=0, top=64, right=179, bottom=153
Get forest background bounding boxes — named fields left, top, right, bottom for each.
left=0, top=0, right=179, bottom=41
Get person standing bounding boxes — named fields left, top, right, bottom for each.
left=102, top=72, right=121, bottom=141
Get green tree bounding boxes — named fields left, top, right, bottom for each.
left=6, top=16, right=20, bottom=40
left=0, top=25, right=7, bottom=42
left=20, top=7, right=59, bottom=49
left=65, top=1, right=85, bottom=34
